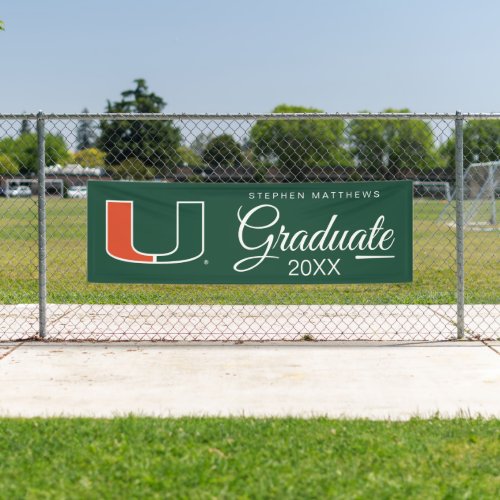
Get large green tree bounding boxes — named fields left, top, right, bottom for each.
left=249, top=104, right=351, bottom=180
left=350, top=109, right=440, bottom=175
left=440, top=120, right=500, bottom=170
left=97, top=79, right=181, bottom=177
left=202, top=134, right=243, bottom=168
left=0, top=133, right=70, bottom=174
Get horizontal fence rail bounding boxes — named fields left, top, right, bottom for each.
left=6, top=112, right=500, bottom=120
left=0, top=112, right=498, bottom=342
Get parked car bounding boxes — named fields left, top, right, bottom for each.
left=67, top=185, right=87, bottom=199
left=8, top=185, right=32, bottom=197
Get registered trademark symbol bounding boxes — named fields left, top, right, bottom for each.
left=204, top=260, right=209, bottom=265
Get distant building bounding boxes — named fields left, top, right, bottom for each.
left=46, top=164, right=111, bottom=187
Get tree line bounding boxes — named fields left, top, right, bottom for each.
left=2, top=79, right=500, bottom=178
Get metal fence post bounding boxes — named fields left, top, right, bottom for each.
left=455, top=111, right=465, bottom=339
left=37, top=111, right=47, bottom=338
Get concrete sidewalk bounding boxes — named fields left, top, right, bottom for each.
left=1, top=342, right=499, bottom=419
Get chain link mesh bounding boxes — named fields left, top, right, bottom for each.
left=0, top=117, right=39, bottom=339
left=0, top=113, right=498, bottom=341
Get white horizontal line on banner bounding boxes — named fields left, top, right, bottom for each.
left=355, top=255, right=395, bottom=259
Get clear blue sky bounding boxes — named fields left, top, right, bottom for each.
left=2, top=0, right=500, bottom=114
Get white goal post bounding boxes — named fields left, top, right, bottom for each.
left=464, top=161, right=498, bottom=226
left=439, top=161, right=499, bottom=227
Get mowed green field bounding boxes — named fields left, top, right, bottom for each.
left=0, top=198, right=498, bottom=304
left=0, top=418, right=498, bottom=498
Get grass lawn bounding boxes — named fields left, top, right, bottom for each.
left=0, top=198, right=498, bottom=305
left=0, top=417, right=498, bottom=498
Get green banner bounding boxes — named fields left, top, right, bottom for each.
left=88, top=181, right=413, bottom=284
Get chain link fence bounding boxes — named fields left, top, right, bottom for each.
left=0, top=112, right=498, bottom=341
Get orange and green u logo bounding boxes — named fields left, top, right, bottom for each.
left=106, top=200, right=205, bottom=264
